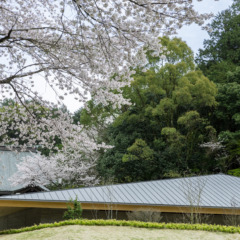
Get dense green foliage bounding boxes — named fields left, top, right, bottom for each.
left=0, top=219, right=240, bottom=235
left=196, top=0, right=240, bottom=83
left=63, top=198, right=82, bottom=220
left=96, top=37, right=218, bottom=183
left=196, top=0, right=240, bottom=174
left=95, top=1, right=240, bottom=183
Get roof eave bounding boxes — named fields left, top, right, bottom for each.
left=0, top=199, right=239, bottom=215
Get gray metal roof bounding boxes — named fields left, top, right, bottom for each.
left=1, top=174, right=240, bottom=209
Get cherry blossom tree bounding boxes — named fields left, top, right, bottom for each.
left=9, top=144, right=102, bottom=187
left=1, top=0, right=213, bottom=108
left=0, top=0, right=216, bottom=186
left=3, top=103, right=111, bottom=186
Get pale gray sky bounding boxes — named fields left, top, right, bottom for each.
left=177, top=0, right=233, bottom=55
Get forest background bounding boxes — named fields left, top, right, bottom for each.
left=78, top=1, right=240, bottom=185
left=1, top=0, right=240, bottom=189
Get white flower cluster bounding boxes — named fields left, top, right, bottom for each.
left=200, top=141, right=224, bottom=151
left=6, top=109, right=113, bottom=186
left=9, top=150, right=99, bottom=187
left=0, top=0, right=213, bottom=108
left=1, top=103, right=113, bottom=186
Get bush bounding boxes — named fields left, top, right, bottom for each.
left=0, top=219, right=240, bottom=236
left=228, top=168, right=240, bottom=177
left=63, top=198, right=82, bottom=220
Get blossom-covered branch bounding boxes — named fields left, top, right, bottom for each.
left=1, top=0, right=214, bottom=108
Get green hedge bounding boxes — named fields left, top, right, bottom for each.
left=0, top=219, right=239, bottom=235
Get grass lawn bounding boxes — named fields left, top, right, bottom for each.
left=0, top=225, right=240, bottom=240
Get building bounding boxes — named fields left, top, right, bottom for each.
left=0, top=147, right=48, bottom=196
left=0, top=174, right=239, bottom=230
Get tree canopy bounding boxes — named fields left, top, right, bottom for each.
left=1, top=1, right=236, bottom=187
left=97, top=37, right=218, bottom=183
left=0, top=0, right=213, bottom=160
left=196, top=0, right=240, bottom=176
left=196, top=0, right=240, bottom=83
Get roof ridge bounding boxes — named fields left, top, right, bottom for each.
left=0, top=173, right=236, bottom=198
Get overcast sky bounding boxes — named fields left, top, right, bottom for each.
left=176, top=0, right=233, bottom=56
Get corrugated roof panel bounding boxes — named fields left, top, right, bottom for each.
left=111, top=184, right=132, bottom=203
left=209, top=175, right=239, bottom=207
left=78, top=188, right=92, bottom=202
left=152, top=180, right=181, bottom=205
left=202, top=177, right=228, bottom=207
left=122, top=183, right=142, bottom=203
left=93, top=186, right=106, bottom=202
left=137, top=182, right=158, bottom=204
left=183, top=176, right=223, bottom=207
left=71, top=189, right=82, bottom=201
left=90, top=186, right=106, bottom=202
left=148, top=181, right=170, bottom=204
left=129, top=182, right=151, bottom=204
left=35, top=192, right=43, bottom=200
left=172, top=182, right=189, bottom=205
left=49, top=191, right=60, bottom=201
left=207, top=176, right=234, bottom=206
left=87, top=187, right=100, bottom=202
left=57, top=190, right=67, bottom=201
left=146, top=181, right=164, bottom=204
left=99, top=186, right=120, bottom=203
left=217, top=175, right=240, bottom=206
left=146, top=181, right=166, bottom=200
left=86, top=187, right=103, bottom=202
left=197, top=180, right=218, bottom=206
left=65, top=189, right=78, bottom=200
left=178, top=178, right=202, bottom=206
left=11, top=194, right=20, bottom=199
left=217, top=175, right=238, bottom=196
left=172, top=180, right=192, bottom=205
left=1, top=174, right=240, bottom=209
left=116, top=184, right=137, bottom=203
left=41, top=192, right=53, bottom=201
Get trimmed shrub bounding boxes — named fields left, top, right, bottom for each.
left=0, top=219, right=239, bottom=236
